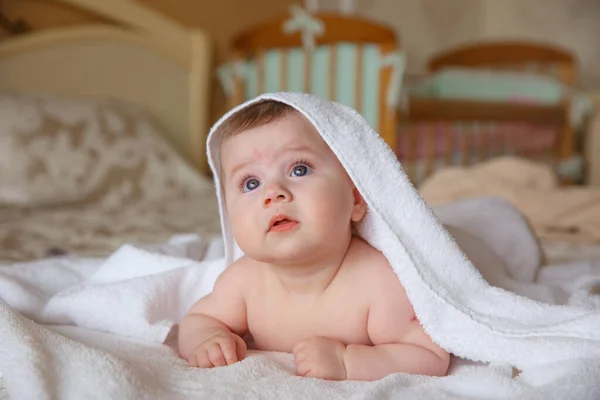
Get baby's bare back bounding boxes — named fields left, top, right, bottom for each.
left=243, top=238, right=410, bottom=352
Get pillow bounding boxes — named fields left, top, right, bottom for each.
left=0, top=92, right=208, bottom=209
left=409, top=67, right=564, bottom=104
left=407, top=67, right=594, bottom=127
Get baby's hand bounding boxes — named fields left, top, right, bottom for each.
left=293, top=336, right=347, bottom=380
left=187, top=331, right=247, bottom=368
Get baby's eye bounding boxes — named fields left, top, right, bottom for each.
left=291, top=164, right=312, bottom=177
left=241, top=177, right=261, bottom=193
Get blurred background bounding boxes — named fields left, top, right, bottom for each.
left=4, top=0, right=600, bottom=119
left=1, top=0, right=600, bottom=265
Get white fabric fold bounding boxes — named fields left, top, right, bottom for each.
left=1, top=92, right=600, bottom=399
left=206, top=93, right=600, bottom=373
left=1, top=207, right=600, bottom=398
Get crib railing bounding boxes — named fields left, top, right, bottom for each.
left=398, top=98, right=575, bottom=186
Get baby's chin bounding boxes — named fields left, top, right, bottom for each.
left=251, top=252, right=310, bottom=266
left=243, top=244, right=327, bottom=266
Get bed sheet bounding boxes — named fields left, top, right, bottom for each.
left=3, top=155, right=598, bottom=265
left=2, top=155, right=599, bottom=397
left=541, top=241, right=600, bottom=265
left=1, top=200, right=600, bottom=399
left=0, top=189, right=221, bottom=264
left=0, top=186, right=222, bottom=398
left=420, top=155, right=600, bottom=248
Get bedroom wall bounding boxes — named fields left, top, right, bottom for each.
left=354, top=0, right=600, bottom=89
left=0, top=0, right=295, bottom=121
left=3, top=0, right=598, bottom=113
left=0, top=0, right=101, bottom=38
left=139, top=0, right=296, bottom=120
left=479, top=0, right=600, bottom=89
left=1, top=0, right=293, bottom=62
left=349, top=0, right=483, bottom=83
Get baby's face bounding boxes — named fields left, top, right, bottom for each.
left=220, top=111, right=364, bottom=264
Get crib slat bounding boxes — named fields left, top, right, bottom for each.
left=490, top=122, right=498, bottom=158
left=442, top=123, right=453, bottom=167
left=406, top=125, right=418, bottom=182
left=469, top=123, right=477, bottom=164
left=328, top=45, right=337, bottom=101
left=423, top=125, right=435, bottom=178
left=280, top=49, right=288, bottom=91
left=256, top=50, right=265, bottom=94
left=521, top=124, right=530, bottom=157
left=469, top=123, right=476, bottom=164
left=459, top=123, right=470, bottom=165
left=354, top=45, right=363, bottom=114
left=303, top=48, right=312, bottom=93
left=230, top=53, right=245, bottom=109
left=506, top=123, right=514, bottom=155
left=478, top=123, right=488, bottom=162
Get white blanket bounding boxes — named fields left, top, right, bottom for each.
left=1, top=199, right=600, bottom=399
left=2, top=92, right=600, bottom=399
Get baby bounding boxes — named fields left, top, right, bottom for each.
left=178, top=100, right=450, bottom=381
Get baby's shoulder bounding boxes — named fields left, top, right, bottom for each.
left=344, top=237, right=405, bottom=290
left=214, top=255, right=261, bottom=290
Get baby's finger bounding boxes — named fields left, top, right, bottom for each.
left=293, top=350, right=307, bottom=364
left=293, top=346, right=309, bottom=366
left=292, top=340, right=307, bottom=355
left=207, top=343, right=228, bottom=367
left=234, top=334, right=248, bottom=360
left=295, top=361, right=311, bottom=377
left=218, top=339, right=238, bottom=365
left=186, top=355, right=198, bottom=368
left=195, top=348, right=213, bottom=368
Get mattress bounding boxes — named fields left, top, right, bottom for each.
left=2, top=195, right=599, bottom=398
left=419, top=156, right=600, bottom=248
left=541, top=241, right=600, bottom=265
left=0, top=190, right=222, bottom=264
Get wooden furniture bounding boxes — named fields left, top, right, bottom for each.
left=0, top=0, right=213, bottom=174
left=219, top=6, right=402, bottom=150
left=0, top=9, right=30, bottom=35
left=429, top=41, right=577, bottom=85
left=399, top=40, right=582, bottom=186
left=585, top=94, right=600, bottom=187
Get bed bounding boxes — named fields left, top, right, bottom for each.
left=0, top=0, right=222, bottom=265
left=396, top=41, right=600, bottom=263
left=1, top=5, right=600, bottom=398
left=397, top=41, right=597, bottom=187
left=418, top=155, right=600, bottom=265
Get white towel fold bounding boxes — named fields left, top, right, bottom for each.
left=1, top=207, right=600, bottom=399
left=206, top=93, right=600, bottom=389
left=1, top=92, right=600, bottom=399
left=1, top=221, right=599, bottom=399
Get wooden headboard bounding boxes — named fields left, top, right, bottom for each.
left=0, top=0, right=213, bottom=174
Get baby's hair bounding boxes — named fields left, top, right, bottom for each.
left=217, top=100, right=296, bottom=142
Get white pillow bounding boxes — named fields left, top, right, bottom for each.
left=0, top=92, right=206, bottom=208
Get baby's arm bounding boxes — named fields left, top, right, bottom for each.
left=344, top=261, right=450, bottom=380
left=178, top=259, right=249, bottom=367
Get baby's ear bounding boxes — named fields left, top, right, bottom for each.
left=351, top=187, right=367, bottom=222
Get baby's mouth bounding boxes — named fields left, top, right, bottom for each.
left=268, top=215, right=299, bottom=232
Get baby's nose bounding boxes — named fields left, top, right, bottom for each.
left=263, top=184, right=292, bottom=207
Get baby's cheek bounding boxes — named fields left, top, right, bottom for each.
left=311, top=197, right=354, bottom=235
left=230, top=213, right=255, bottom=246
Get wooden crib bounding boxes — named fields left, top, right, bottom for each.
left=219, top=7, right=402, bottom=151
left=398, top=41, right=585, bottom=186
